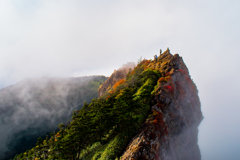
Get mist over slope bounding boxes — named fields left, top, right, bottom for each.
left=13, top=49, right=202, bottom=160
left=0, top=76, right=107, bottom=160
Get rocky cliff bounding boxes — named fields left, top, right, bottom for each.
left=12, top=49, right=202, bottom=160
left=121, top=48, right=203, bottom=160
left=98, top=62, right=135, bottom=97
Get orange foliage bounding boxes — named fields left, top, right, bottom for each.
left=131, top=70, right=135, bottom=74
left=141, top=60, right=151, bottom=70
left=152, top=112, right=165, bottom=131
left=165, top=72, right=172, bottom=76
left=128, top=59, right=151, bottom=75
left=106, top=95, right=110, bottom=100
left=55, top=132, right=60, bottom=137
left=107, top=79, right=125, bottom=97
left=158, top=76, right=172, bottom=83
left=152, top=111, right=169, bottom=136
left=109, top=90, right=114, bottom=94
left=113, top=79, right=125, bottom=89
left=142, top=59, right=151, bottom=65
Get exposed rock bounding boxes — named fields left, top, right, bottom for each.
left=121, top=49, right=203, bottom=160
left=98, top=62, right=135, bottom=97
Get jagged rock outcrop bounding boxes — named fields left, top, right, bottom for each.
left=121, top=49, right=203, bottom=160
left=98, top=62, right=135, bottom=97
left=11, top=49, right=202, bottom=160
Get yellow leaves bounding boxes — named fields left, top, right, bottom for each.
left=55, top=132, right=61, bottom=137
left=107, top=85, right=111, bottom=90
left=115, top=89, right=124, bottom=99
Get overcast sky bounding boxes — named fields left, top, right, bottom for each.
left=0, top=0, right=240, bottom=159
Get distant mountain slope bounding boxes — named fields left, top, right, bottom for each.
left=0, top=76, right=107, bottom=160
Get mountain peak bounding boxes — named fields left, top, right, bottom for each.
left=12, top=49, right=203, bottom=160
left=121, top=49, right=203, bottom=159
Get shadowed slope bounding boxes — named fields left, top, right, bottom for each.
left=0, top=76, right=107, bottom=160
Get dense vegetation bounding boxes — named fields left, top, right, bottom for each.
left=13, top=60, right=162, bottom=160
left=0, top=76, right=107, bottom=160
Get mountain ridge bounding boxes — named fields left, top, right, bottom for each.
left=121, top=49, right=203, bottom=159
left=12, top=48, right=203, bottom=160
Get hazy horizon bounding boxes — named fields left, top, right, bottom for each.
left=1, top=0, right=240, bottom=159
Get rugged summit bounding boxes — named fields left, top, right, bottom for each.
left=121, top=49, right=203, bottom=159
left=12, top=49, right=202, bottom=160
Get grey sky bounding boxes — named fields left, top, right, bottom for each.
left=0, top=0, right=240, bottom=159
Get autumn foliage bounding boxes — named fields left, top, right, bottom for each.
left=113, top=79, right=125, bottom=89
left=158, top=76, right=172, bottom=83
left=152, top=111, right=169, bottom=136
left=141, top=60, right=151, bottom=70
left=164, top=85, right=174, bottom=92
left=165, top=72, right=172, bottom=77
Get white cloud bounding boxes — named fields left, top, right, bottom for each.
left=0, top=0, right=240, bottom=159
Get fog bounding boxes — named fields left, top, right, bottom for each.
left=0, top=0, right=240, bottom=159
left=0, top=76, right=106, bottom=159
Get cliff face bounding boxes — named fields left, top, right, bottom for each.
left=98, top=62, right=135, bottom=97
left=121, top=49, right=203, bottom=160
left=12, top=49, right=202, bottom=160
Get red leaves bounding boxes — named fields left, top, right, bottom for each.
left=142, top=60, right=151, bottom=70
left=164, top=85, right=174, bottom=93
left=165, top=72, right=171, bottom=77
left=153, top=119, right=158, bottom=125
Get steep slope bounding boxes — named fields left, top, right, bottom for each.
left=98, top=62, right=135, bottom=97
left=121, top=48, right=203, bottom=159
left=0, top=76, right=107, bottom=160
left=13, top=49, right=202, bottom=160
